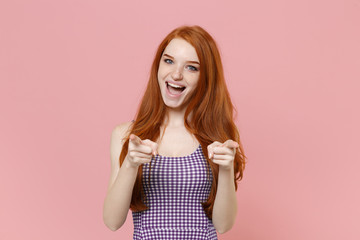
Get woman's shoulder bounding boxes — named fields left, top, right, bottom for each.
left=112, top=121, right=133, bottom=140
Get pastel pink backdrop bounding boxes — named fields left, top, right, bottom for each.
left=1, top=0, right=359, bottom=239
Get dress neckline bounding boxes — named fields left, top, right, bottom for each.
left=156, top=144, right=202, bottom=158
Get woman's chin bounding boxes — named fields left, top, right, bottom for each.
left=164, top=103, right=183, bottom=110
left=163, top=100, right=187, bottom=111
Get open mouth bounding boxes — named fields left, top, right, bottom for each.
left=166, top=81, right=186, bottom=95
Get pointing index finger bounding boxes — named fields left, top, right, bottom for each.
left=223, top=140, right=240, bottom=149
left=129, top=134, right=142, bottom=145
left=142, top=139, right=158, bottom=156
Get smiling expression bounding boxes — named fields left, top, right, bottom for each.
left=157, top=38, right=200, bottom=111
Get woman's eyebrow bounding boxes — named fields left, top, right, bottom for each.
left=163, top=53, right=200, bottom=65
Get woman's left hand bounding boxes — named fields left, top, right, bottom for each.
left=207, top=140, right=239, bottom=170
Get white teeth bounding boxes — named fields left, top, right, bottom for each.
left=167, top=82, right=184, bottom=89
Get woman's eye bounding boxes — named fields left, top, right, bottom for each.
left=163, top=58, right=198, bottom=71
left=187, top=65, right=198, bottom=71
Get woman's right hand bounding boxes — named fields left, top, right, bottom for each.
left=124, top=134, right=158, bottom=168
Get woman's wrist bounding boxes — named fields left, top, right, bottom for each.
left=218, top=164, right=235, bottom=173
left=122, top=156, right=140, bottom=171
left=218, top=165, right=235, bottom=187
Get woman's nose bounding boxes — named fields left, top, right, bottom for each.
left=171, top=68, right=183, bottom=80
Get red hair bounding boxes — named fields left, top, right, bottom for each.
left=119, top=25, right=247, bottom=219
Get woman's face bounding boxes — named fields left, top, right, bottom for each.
left=157, top=38, right=200, bottom=110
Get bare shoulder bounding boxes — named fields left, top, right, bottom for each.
left=111, top=121, right=133, bottom=141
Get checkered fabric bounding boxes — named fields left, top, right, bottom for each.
left=132, top=144, right=218, bottom=239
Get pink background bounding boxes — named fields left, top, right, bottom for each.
left=1, top=0, right=359, bottom=239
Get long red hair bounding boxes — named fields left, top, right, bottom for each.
left=119, top=25, right=247, bottom=219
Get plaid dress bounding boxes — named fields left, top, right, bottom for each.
left=132, top=144, right=218, bottom=239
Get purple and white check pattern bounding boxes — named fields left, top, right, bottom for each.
left=132, top=144, right=218, bottom=240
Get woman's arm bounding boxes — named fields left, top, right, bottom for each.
left=208, top=140, right=239, bottom=234
left=212, top=165, right=237, bottom=234
left=103, top=123, right=158, bottom=231
left=103, top=122, right=137, bottom=231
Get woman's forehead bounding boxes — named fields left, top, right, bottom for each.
left=163, top=38, right=199, bottom=62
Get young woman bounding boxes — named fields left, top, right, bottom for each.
left=103, top=25, right=247, bottom=240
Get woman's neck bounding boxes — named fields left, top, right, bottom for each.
left=157, top=107, right=195, bottom=144
left=163, top=107, right=193, bottom=128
